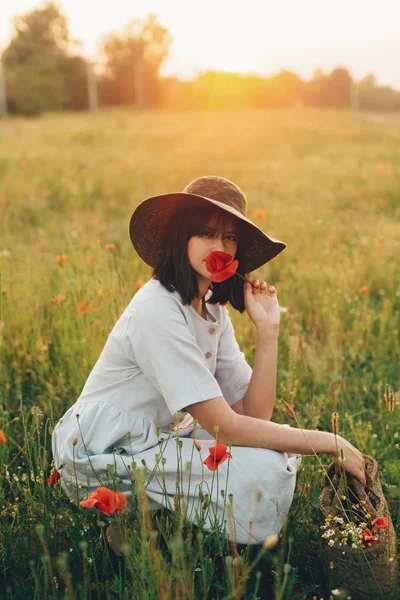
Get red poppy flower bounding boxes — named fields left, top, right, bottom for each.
left=203, top=444, right=232, bottom=471
left=0, top=429, right=6, bottom=444
left=47, top=469, right=61, bottom=485
left=205, top=251, right=239, bottom=283
left=79, top=486, right=127, bottom=515
left=361, top=527, right=379, bottom=547
left=372, top=517, right=388, bottom=529
left=76, top=301, right=92, bottom=315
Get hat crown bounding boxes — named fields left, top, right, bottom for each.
left=183, top=176, right=247, bottom=217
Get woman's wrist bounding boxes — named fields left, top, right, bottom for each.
left=256, top=324, right=279, bottom=339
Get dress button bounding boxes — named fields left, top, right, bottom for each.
left=205, top=351, right=213, bottom=359
left=209, top=327, right=216, bottom=335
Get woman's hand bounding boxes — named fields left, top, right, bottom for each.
left=244, top=278, right=280, bottom=333
left=334, top=436, right=366, bottom=486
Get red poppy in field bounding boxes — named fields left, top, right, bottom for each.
left=80, top=487, right=128, bottom=515
left=56, top=254, right=68, bottom=264
left=377, top=164, right=385, bottom=177
left=361, top=527, right=379, bottom=547
left=47, top=469, right=61, bottom=485
left=104, top=243, right=116, bottom=251
left=92, top=218, right=100, bottom=227
left=135, top=280, right=144, bottom=290
left=205, top=251, right=239, bottom=283
left=0, top=429, right=6, bottom=444
left=377, top=198, right=389, bottom=208
left=372, top=517, right=388, bottom=529
left=76, top=301, right=92, bottom=315
left=0, top=321, right=4, bottom=330
left=360, top=286, right=368, bottom=295
left=253, top=209, right=265, bottom=220
left=203, top=444, right=232, bottom=471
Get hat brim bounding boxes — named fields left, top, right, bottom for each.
left=129, top=192, right=286, bottom=273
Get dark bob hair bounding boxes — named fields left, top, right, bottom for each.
left=152, top=203, right=249, bottom=312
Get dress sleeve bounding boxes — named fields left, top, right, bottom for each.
left=125, top=296, right=223, bottom=416
left=215, top=308, right=253, bottom=407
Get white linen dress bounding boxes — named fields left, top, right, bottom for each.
left=52, top=278, right=300, bottom=545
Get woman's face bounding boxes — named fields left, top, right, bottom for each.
left=187, top=213, right=238, bottom=283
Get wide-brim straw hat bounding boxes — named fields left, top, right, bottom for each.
left=129, top=176, right=286, bottom=273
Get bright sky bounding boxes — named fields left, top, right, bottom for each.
left=1, top=0, right=400, bottom=88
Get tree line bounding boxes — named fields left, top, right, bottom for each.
left=2, top=2, right=400, bottom=116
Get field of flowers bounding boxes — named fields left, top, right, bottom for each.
left=0, top=107, right=399, bottom=599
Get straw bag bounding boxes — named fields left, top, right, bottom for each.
left=318, top=455, right=397, bottom=600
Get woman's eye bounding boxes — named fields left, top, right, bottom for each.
left=226, top=235, right=237, bottom=242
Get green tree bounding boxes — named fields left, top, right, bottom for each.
left=99, top=13, right=172, bottom=107
left=2, top=1, right=69, bottom=67
left=2, top=1, right=87, bottom=114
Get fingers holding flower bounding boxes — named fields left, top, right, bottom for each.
left=244, top=278, right=280, bottom=331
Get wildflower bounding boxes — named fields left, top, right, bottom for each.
left=135, top=280, right=144, bottom=291
left=87, top=255, right=95, bottom=263
left=281, top=399, right=296, bottom=418
left=0, top=321, right=4, bottom=330
left=76, top=302, right=92, bottom=315
left=331, top=412, right=339, bottom=436
left=47, top=469, right=61, bottom=485
left=205, top=251, right=238, bottom=283
left=371, top=517, right=388, bottom=529
left=376, top=238, right=385, bottom=247
left=360, top=286, right=368, bottom=295
left=0, top=430, right=6, bottom=444
left=361, top=527, right=379, bottom=547
left=51, top=298, right=57, bottom=305
left=56, top=254, right=68, bottom=264
left=377, top=198, right=389, bottom=207
left=92, top=218, right=100, bottom=227
left=104, top=243, right=115, bottom=251
left=80, top=487, right=127, bottom=515
left=263, top=534, right=279, bottom=550
left=19, top=160, right=27, bottom=169
left=56, top=295, right=66, bottom=303
left=194, top=440, right=202, bottom=452
left=253, top=209, right=265, bottom=220
left=377, top=164, right=385, bottom=176
left=43, top=189, right=51, bottom=197
left=203, top=444, right=232, bottom=471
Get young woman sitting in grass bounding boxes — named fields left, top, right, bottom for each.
left=52, top=175, right=366, bottom=556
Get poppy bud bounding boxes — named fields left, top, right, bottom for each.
left=72, top=436, right=78, bottom=446
left=263, top=534, right=279, bottom=551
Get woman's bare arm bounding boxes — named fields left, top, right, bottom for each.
left=187, top=396, right=366, bottom=485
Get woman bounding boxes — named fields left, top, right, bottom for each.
left=52, top=175, right=366, bottom=555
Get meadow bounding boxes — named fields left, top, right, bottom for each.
left=0, top=107, right=399, bottom=599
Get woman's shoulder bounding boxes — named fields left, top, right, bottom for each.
left=127, top=278, right=186, bottom=319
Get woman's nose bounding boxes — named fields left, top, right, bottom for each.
left=212, top=236, right=225, bottom=251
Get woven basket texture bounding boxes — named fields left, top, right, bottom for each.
left=318, top=455, right=398, bottom=600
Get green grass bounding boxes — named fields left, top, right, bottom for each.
left=0, top=107, right=399, bottom=599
